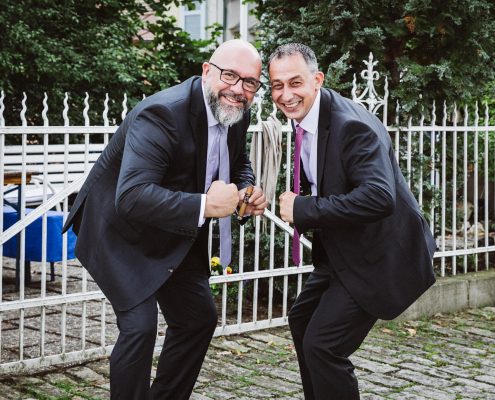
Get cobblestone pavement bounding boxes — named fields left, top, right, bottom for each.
left=0, top=307, right=493, bottom=399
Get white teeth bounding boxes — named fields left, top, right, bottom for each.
left=224, top=95, right=239, bottom=103
left=284, top=101, right=301, bottom=109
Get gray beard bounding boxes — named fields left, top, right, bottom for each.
left=205, top=84, right=247, bottom=127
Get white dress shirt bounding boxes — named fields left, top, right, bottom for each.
left=296, top=90, right=321, bottom=196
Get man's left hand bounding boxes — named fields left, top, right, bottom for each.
left=279, top=191, right=297, bottom=223
left=238, top=186, right=268, bottom=217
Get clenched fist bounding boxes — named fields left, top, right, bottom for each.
left=204, top=180, right=239, bottom=218
left=279, top=191, right=297, bottom=223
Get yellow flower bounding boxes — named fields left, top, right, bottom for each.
left=211, top=256, right=220, bottom=267
left=226, top=266, right=233, bottom=274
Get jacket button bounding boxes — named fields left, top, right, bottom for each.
left=167, top=268, right=174, bottom=273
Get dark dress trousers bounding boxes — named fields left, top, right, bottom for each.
left=63, top=76, right=254, bottom=399
left=289, top=88, right=436, bottom=399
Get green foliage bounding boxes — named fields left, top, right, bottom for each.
left=250, top=0, right=495, bottom=117
left=0, top=0, right=220, bottom=126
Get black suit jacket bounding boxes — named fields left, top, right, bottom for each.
left=63, top=77, right=255, bottom=311
left=294, top=88, right=436, bottom=320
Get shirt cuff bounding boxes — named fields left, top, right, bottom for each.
left=198, top=194, right=206, bottom=227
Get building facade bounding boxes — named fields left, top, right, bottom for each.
left=169, top=0, right=257, bottom=42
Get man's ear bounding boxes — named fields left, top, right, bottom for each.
left=315, top=71, right=325, bottom=90
left=201, top=62, right=210, bottom=79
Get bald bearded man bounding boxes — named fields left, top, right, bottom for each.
left=63, top=40, right=268, bottom=400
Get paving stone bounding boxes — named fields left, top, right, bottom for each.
left=198, top=387, right=236, bottom=399
left=255, top=364, right=302, bottom=383
left=409, top=386, right=457, bottom=400
left=1, top=327, right=61, bottom=351
left=360, top=394, right=385, bottom=400
left=240, top=348, right=283, bottom=365
left=78, top=386, right=109, bottom=399
left=84, top=360, right=111, bottom=378
left=429, top=353, right=476, bottom=368
left=396, top=353, right=437, bottom=366
left=472, top=365, right=495, bottom=377
left=358, top=379, right=393, bottom=395
left=461, top=326, right=495, bottom=338
left=388, top=390, right=429, bottom=399
left=212, top=379, right=246, bottom=391
left=357, top=349, right=403, bottom=364
left=190, top=393, right=214, bottom=400
left=66, top=365, right=107, bottom=384
left=352, top=355, right=399, bottom=373
left=445, top=342, right=487, bottom=356
left=210, top=338, right=251, bottom=354
left=43, top=372, right=80, bottom=386
left=0, top=382, right=28, bottom=399
left=279, top=360, right=300, bottom=373
left=398, top=362, right=453, bottom=379
left=396, top=368, right=454, bottom=387
left=452, top=377, right=495, bottom=391
left=239, top=384, right=279, bottom=398
left=246, top=331, right=291, bottom=346
left=360, top=372, right=411, bottom=389
left=196, top=367, right=219, bottom=384
left=443, top=382, right=485, bottom=397
left=439, top=364, right=477, bottom=378
left=14, top=376, right=45, bottom=386
left=15, top=379, right=70, bottom=398
left=243, top=338, right=290, bottom=354
left=480, top=354, right=495, bottom=365
left=244, top=374, right=301, bottom=394
left=202, top=359, right=252, bottom=378
left=84, top=323, right=120, bottom=346
left=475, top=373, right=495, bottom=385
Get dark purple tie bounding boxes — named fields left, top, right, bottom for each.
left=292, top=125, right=305, bottom=266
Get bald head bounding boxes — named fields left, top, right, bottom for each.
left=209, top=39, right=261, bottom=70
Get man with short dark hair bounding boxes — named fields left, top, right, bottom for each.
left=269, top=43, right=436, bottom=399
left=63, top=39, right=268, bottom=400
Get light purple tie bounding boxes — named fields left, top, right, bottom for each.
left=218, top=127, right=231, bottom=268
left=292, top=125, right=305, bottom=266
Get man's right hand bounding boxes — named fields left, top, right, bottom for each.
left=204, top=180, right=239, bottom=218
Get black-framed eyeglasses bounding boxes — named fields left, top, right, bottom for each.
left=209, top=62, right=262, bottom=93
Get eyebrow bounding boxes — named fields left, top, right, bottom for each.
left=220, top=66, right=259, bottom=81
left=270, top=74, right=304, bottom=83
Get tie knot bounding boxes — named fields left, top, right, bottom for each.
left=217, top=124, right=227, bottom=135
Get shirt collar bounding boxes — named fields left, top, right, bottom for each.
left=296, top=90, right=321, bottom=135
left=202, top=83, right=221, bottom=128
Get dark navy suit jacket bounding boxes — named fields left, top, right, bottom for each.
left=294, top=88, right=436, bottom=320
left=63, top=77, right=254, bottom=311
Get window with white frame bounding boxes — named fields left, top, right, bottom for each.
left=182, top=1, right=206, bottom=40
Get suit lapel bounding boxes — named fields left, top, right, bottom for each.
left=190, top=79, right=208, bottom=193
left=317, top=89, right=332, bottom=194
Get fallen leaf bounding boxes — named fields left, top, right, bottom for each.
left=406, top=328, right=417, bottom=336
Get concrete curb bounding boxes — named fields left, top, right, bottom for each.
left=395, top=269, right=495, bottom=321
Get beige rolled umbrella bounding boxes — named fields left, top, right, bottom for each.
left=249, top=112, right=283, bottom=207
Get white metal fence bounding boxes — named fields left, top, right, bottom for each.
left=1, top=54, right=494, bottom=373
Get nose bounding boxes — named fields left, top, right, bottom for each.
left=279, top=86, right=294, bottom=101
left=230, top=79, right=244, bottom=94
